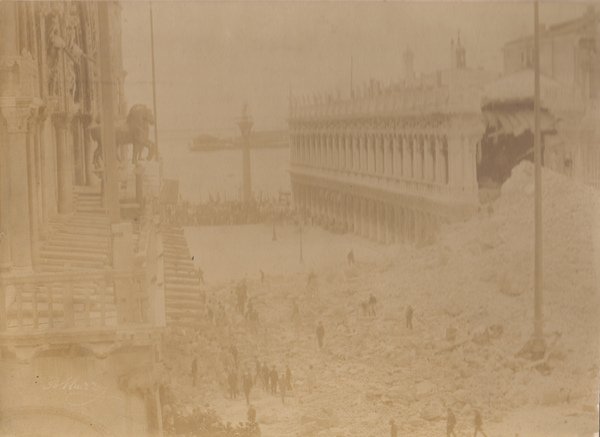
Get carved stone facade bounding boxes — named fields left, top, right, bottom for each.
left=0, top=3, right=162, bottom=435
left=289, top=68, right=493, bottom=244
left=0, top=1, right=126, bottom=271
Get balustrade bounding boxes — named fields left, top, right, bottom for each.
left=0, top=269, right=148, bottom=332
left=0, top=214, right=164, bottom=334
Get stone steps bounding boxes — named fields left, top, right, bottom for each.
left=161, top=225, right=205, bottom=328
left=40, top=249, right=108, bottom=263
left=43, top=242, right=109, bottom=254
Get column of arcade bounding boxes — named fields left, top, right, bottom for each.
left=292, top=181, right=441, bottom=245
left=291, top=126, right=468, bottom=194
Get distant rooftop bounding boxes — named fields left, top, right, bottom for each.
left=504, top=6, right=598, bottom=47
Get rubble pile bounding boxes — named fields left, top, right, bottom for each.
left=161, top=162, right=599, bottom=436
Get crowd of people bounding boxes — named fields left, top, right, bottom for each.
left=161, top=247, right=489, bottom=437
left=161, top=194, right=294, bottom=227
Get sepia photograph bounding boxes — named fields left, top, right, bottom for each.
left=0, top=1, right=599, bottom=436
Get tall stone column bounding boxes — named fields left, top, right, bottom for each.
left=0, top=1, right=17, bottom=271
left=397, top=207, right=404, bottom=243
left=415, top=137, right=424, bottom=180
left=386, top=136, right=393, bottom=176
left=316, top=135, right=321, bottom=168
left=392, top=134, right=402, bottom=178
left=340, top=136, right=346, bottom=170
left=353, top=197, right=360, bottom=235
left=435, top=138, right=444, bottom=185
left=378, top=203, right=386, bottom=243
left=336, top=136, right=341, bottom=170
left=374, top=136, right=380, bottom=175
left=368, top=135, right=376, bottom=174
left=403, top=136, right=412, bottom=178
left=370, top=200, right=377, bottom=240
left=344, top=136, right=349, bottom=170
left=356, top=135, right=362, bottom=173
left=332, top=137, right=337, bottom=169
left=6, top=107, right=33, bottom=269
left=424, top=137, right=433, bottom=181
left=52, top=112, right=74, bottom=214
left=26, top=111, right=41, bottom=266
left=379, top=137, right=385, bottom=175
left=326, top=136, right=331, bottom=169
left=463, top=132, right=482, bottom=198
left=0, top=115, right=10, bottom=271
left=387, top=205, right=395, bottom=244
left=353, top=135, right=359, bottom=172
left=322, top=136, right=327, bottom=169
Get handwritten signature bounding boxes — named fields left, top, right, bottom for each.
left=41, top=376, right=123, bottom=407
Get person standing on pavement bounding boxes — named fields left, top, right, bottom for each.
left=247, top=404, right=256, bottom=423
left=191, top=357, right=198, bottom=387
left=473, top=410, right=488, bottom=437
left=243, top=370, right=253, bottom=405
left=307, top=364, right=315, bottom=394
left=406, top=305, right=414, bottom=330
left=316, top=321, right=325, bottom=349
left=285, top=364, right=293, bottom=391
left=446, top=408, right=457, bottom=437
left=280, top=371, right=287, bottom=404
left=270, top=366, right=278, bottom=395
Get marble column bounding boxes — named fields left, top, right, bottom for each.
left=26, top=112, right=42, bottom=266
left=415, top=137, right=424, bottom=180
left=464, top=136, right=480, bottom=196
left=387, top=205, right=395, bottom=244
left=424, top=137, right=433, bottom=181
left=357, top=136, right=362, bottom=173
left=397, top=207, right=404, bottom=243
left=0, top=116, right=12, bottom=271
left=6, top=108, right=34, bottom=269
left=379, top=137, right=385, bottom=175
left=52, top=112, right=74, bottom=214
left=72, top=116, right=85, bottom=185
left=328, top=136, right=333, bottom=169
left=353, top=135, right=359, bottom=172
left=386, top=136, right=394, bottom=177
left=404, top=136, right=413, bottom=178
left=447, top=132, right=466, bottom=194
left=435, top=138, right=444, bottom=185
left=368, top=135, right=375, bottom=174
left=0, top=2, right=17, bottom=271
left=361, top=198, right=368, bottom=237
left=374, top=136, right=380, bottom=175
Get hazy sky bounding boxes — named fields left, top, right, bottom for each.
left=120, top=1, right=590, bottom=139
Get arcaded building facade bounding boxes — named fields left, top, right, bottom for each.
left=289, top=52, right=496, bottom=244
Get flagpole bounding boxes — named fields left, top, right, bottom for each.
left=149, top=1, right=159, bottom=156
left=532, top=0, right=545, bottom=356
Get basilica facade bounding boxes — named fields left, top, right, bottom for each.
left=0, top=1, right=127, bottom=272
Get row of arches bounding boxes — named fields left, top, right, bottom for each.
left=290, top=130, right=450, bottom=186
left=292, top=181, right=442, bottom=245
